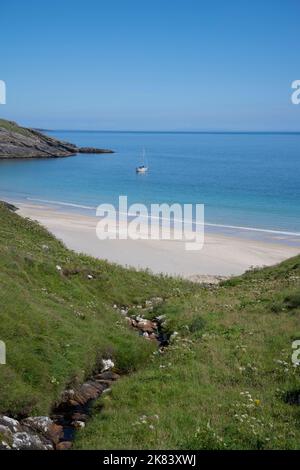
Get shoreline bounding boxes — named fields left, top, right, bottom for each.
left=13, top=200, right=300, bottom=279
left=5, top=194, right=300, bottom=246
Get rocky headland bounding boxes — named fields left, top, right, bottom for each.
left=0, top=119, right=114, bottom=158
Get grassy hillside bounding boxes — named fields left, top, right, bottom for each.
left=0, top=119, right=34, bottom=137
left=0, top=201, right=300, bottom=449
left=0, top=202, right=193, bottom=416
left=75, top=259, right=300, bottom=449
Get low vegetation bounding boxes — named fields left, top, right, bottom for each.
left=0, top=119, right=34, bottom=138
left=1, top=202, right=300, bottom=449
left=0, top=202, right=193, bottom=416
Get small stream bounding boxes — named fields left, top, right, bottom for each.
left=50, top=304, right=170, bottom=449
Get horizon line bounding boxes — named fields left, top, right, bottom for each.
left=40, top=128, right=300, bottom=135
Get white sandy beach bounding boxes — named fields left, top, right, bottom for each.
left=16, top=202, right=300, bottom=280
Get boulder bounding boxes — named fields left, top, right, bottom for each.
left=12, top=431, right=53, bottom=450
left=0, top=416, right=21, bottom=433
left=56, top=441, right=72, bottom=450
left=94, top=379, right=112, bottom=386
left=60, top=388, right=86, bottom=406
left=136, top=319, right=156, bottom=333
left=71, top=420, right=85, bottom=429
left=101, top=358, right=114, bottom=372
left=80, top=383, right=102, bottom=400
left=71, top=412, right=88, bottom=422
left=96, top=371, right=120, bottom=381
left=21, top=416, right=63, bottom=444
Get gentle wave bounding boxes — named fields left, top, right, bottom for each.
left=27, top=198, right=95, bottom=210
left=27, top=197, right=300, bottom=237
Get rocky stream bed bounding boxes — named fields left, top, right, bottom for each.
left=0, top=297, right=171, bottom=450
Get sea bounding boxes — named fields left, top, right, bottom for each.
left=0, top=131, right=300, bottom=245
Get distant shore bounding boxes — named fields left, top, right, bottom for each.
left=15, top=201, right=300, bottom=280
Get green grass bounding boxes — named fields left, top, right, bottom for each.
left=1, top=201, right=300, bottom=449
left=0, top=119, right=34, bottom=138
left=0, top=202, right=193, bottom=416
left=75, top=260, right=300, bottom=450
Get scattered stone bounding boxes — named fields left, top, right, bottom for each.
left=96, top=371, right=120, bottom=381
left=21, top=416, right=63, bottom=444
left=169, top=331, right=179, bottom=342
left=74, top=384, right=98, bottom=402
left=151, top=297, right=163, bottom=304
left=71, top=420, right=85, bottom=429
left=156, top=314, right=166, bottom=322
left=0, top=440, right=11, bottom=450
left=56, top=265, right=62, bottom=271
left=149, top=333, right=157, bottom=341
left=86, top=379, right=107, bottom=391
left=56, top=441, right=72, bottom=450
left=95, top=379, right=113, bottom=386
left=12, top=431, right=53, bottom=450
left=0, top=416, right=21, bottom=433
left=62, top=382, right=103, bottom=405
left=101, top=358, right=114, bottom=372
left=71, top=413, right=88, bottom=422
left=136, top=319, right=156, bottom=333
left=188, top=274, right=229, bottom=285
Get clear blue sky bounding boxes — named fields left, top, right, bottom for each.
left=1, top=0, right=300, bottom=131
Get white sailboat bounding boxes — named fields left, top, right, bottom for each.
left=136, top=148, right=148, bottom=173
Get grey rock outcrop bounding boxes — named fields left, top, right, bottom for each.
left=0, top=119, right=113, bottom=158
left=0, top=415, right=57, bottom=450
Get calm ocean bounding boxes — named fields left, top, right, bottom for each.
left=1, top=131, right=300, bottom=239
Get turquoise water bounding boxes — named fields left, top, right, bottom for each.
left=0, top=131, right=300, bottom=236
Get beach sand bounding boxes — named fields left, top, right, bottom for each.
left=16, top=202, right=300, bottom=280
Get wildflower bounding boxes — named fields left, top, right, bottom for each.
left=254, top=399, right=261, bottom=406
left=50, top=376, right=59, bottom=385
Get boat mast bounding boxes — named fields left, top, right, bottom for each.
left=142, top=148, right=147, bottom=167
